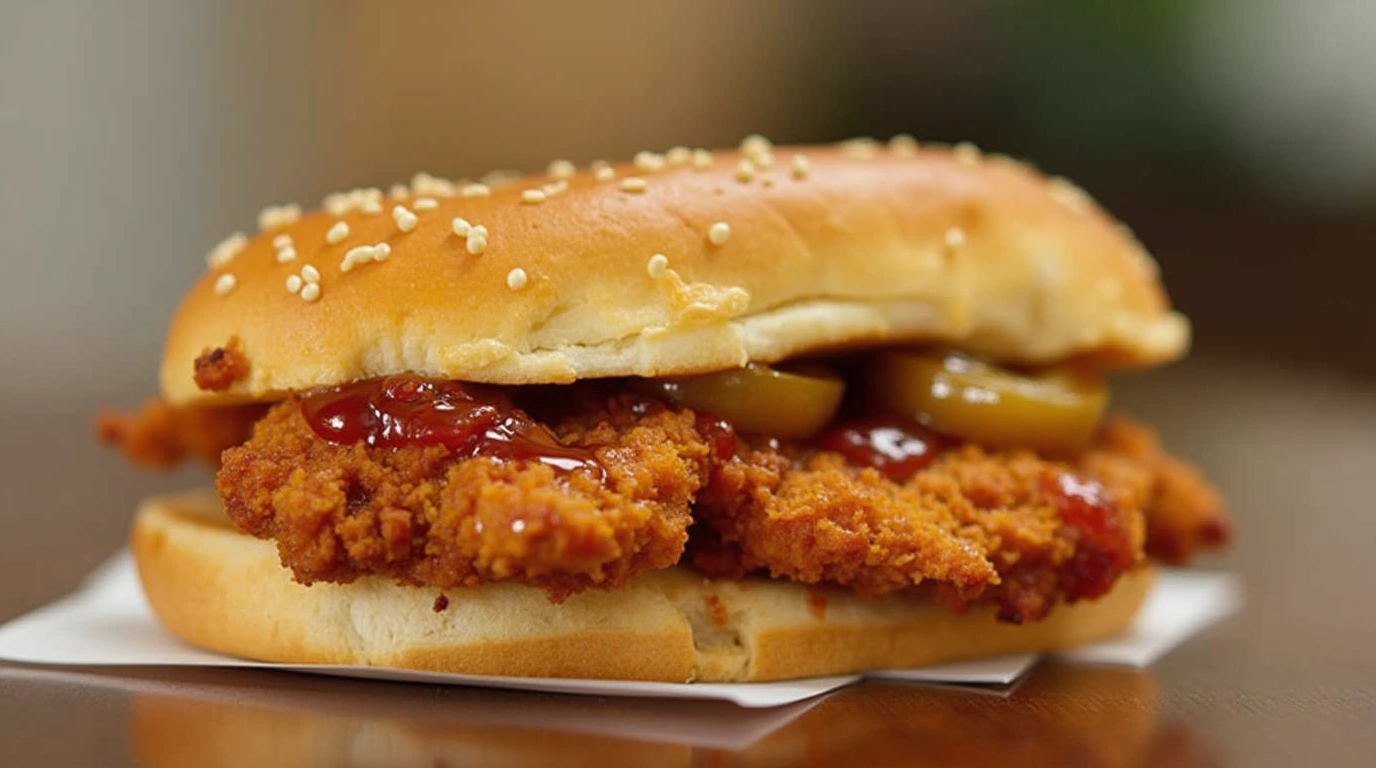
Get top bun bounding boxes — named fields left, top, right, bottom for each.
left=162, top=138, right=1187, bottom=405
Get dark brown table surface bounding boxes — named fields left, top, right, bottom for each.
left=2, top=357, right=1374, bottom=767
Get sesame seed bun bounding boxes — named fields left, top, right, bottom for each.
left=163, top=141, right=1187, bottom=405
left=132, top=490, right=1153, bottom=682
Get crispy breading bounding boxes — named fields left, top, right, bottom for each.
left=690, top=443, right=1147, bottom=623
left=1086, top=416, right=1231, bottom=563
left=96, top=400, right=265, bottom=469
left=217, top=395, right=708, bottom=599
left=211, top=389, right=1227, bottom=620
left=192, top=337, right=250, bottom=392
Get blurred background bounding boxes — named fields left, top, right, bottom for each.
left=2, top=0, right=1374, bottom=619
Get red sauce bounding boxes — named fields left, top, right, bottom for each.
left=694, top=414, right=738, bottom=462
left=1046, top=472, right=1136, bottom=601
left=301, top=374, right=603, bottom=476
left=813, top=418, right=948, bottom=482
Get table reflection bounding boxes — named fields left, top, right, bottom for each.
left=717, top=665, right=1218, bottom=767
left=119, top=665, right=1216, bottom=767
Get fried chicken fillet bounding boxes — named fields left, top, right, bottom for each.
left=96, top=400, right=264, bottom=469
left=93, top=385, right=1228, bottom=624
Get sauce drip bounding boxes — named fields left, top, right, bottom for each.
left=813, top=418, right=948, bottom=482
left=1046, top=472, right=1135, bottom=601
left=301, top=374, right=603, bottom=476
left=694, top=414, right=738, bottom=462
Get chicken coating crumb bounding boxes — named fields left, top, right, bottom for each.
left=193, top=337, right=250, bottom=392
left=1086, top=416, right=1231, bottom=563
left=96, top=400, right=265, bottom=469
left=217, top=395, right=710, bottom=599
left=212, top=385, right=1226, bottom=620
left=690, top=442, right=1147, bottom=623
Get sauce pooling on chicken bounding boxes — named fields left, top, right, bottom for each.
left=812, top=418, right=949, bottom=481
left=1047, top=472, right=1138, bottom=601
left=301, top=374, right=604, bottom=476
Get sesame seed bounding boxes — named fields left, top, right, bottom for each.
left=1048, top=177, right=1092, bottom=212
left=341, top=246, right=368, bottom=272
left=542, top=179, right=569, bottom=197
left=953, top=142, right=983, bottom=166
left=839, top=137, right=878, bottom=159
left=592, top=161, right=615, bottom=182
left=451, top=217, right=471, bottom=237
left=471, top=224, right=488, bottom=238
left=326, top=221, right=350, bottom=244
left=460, top=183, right=491, bottom=198
left=944, top=226, right=966, bottom=248
left=466, top=236, right=487, bottom=255
left=322, top=193, right=350, bottom=216
left=388, top=183, right=410, bottom=199
left=708, top=221, right=731, bottom=245
left=791, top=154, right=811, bottom=179
left=213, top=273, right=237, bottom=296
left=666, top=146, right=692, bottom=166
left=547, top=159, right=576, bottom=179
left=275, top=246, right=298, bottom=264
left=740, top=134, right=772, bottom=156
left=286, top=274, right=303, bottom=294
left=411, top=172, right=456, bottom=198
left=412, top=197, right=439, bottom=211
left=889, top=133, right=918, bottom=155
left=323, top=188, right=383, bottom=216
left=392, top=205, right=418, bottom=232
left=691, top=149, right=713, bottom=169
left=205, top=232, right=247, bottom=269
left=300, top=282, right=321, bottom=302
left=646, top=253, right=669, bottom=278
left=620, top=177, right=648, bottom=193
left=506, top=268, right=529, bottom=290
left=340, top=243, right=389, bottom=272
left=741, top=135, right=774, bottom=169
left=634, top=151, right=666, bottom=172
left=734, top=159, right=756, bottom=182
left=521, top=188, right=547, bottom=204
left=257, top=203, right=302, bottom=231
left=301, top=264, right=321, bottom=283
left=272, top=234, right=293, bottom=249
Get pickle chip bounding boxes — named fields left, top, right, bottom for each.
left=649, top=363, right=845, bottom=439
left=869, top=351, right=1107, bottom=452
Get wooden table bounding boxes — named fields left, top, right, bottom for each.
left=3, top=358, right=1373, bottom=766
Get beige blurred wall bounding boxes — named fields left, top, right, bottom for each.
left=1, top=0, right=838, bottom=408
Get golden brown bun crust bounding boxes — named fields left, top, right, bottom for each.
left=133, top=491, right=1153, bottom=682
left=163, top=143, right=1185, bottom=405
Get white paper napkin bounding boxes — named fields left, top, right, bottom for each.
left=0, top=552, right=1241, bottom=707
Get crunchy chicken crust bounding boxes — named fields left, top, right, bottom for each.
left=96, top=400, right=265, bottom=469
left=690, top=441, right=1148, bottom=623
left=207, top=390, right=1227, bottom=621
left=192, top=337, right=251, bottom=392
left=1087, top=416, right=1231, bottom=563
left=217, top=395, right=708, bottom=599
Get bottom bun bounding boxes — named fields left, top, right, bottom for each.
left=132, top=490, right=1154, bottom=683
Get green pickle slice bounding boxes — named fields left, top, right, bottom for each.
left=869, top=350, right=1107, bottom=452
left=648, top=363, right=845, bottom=439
